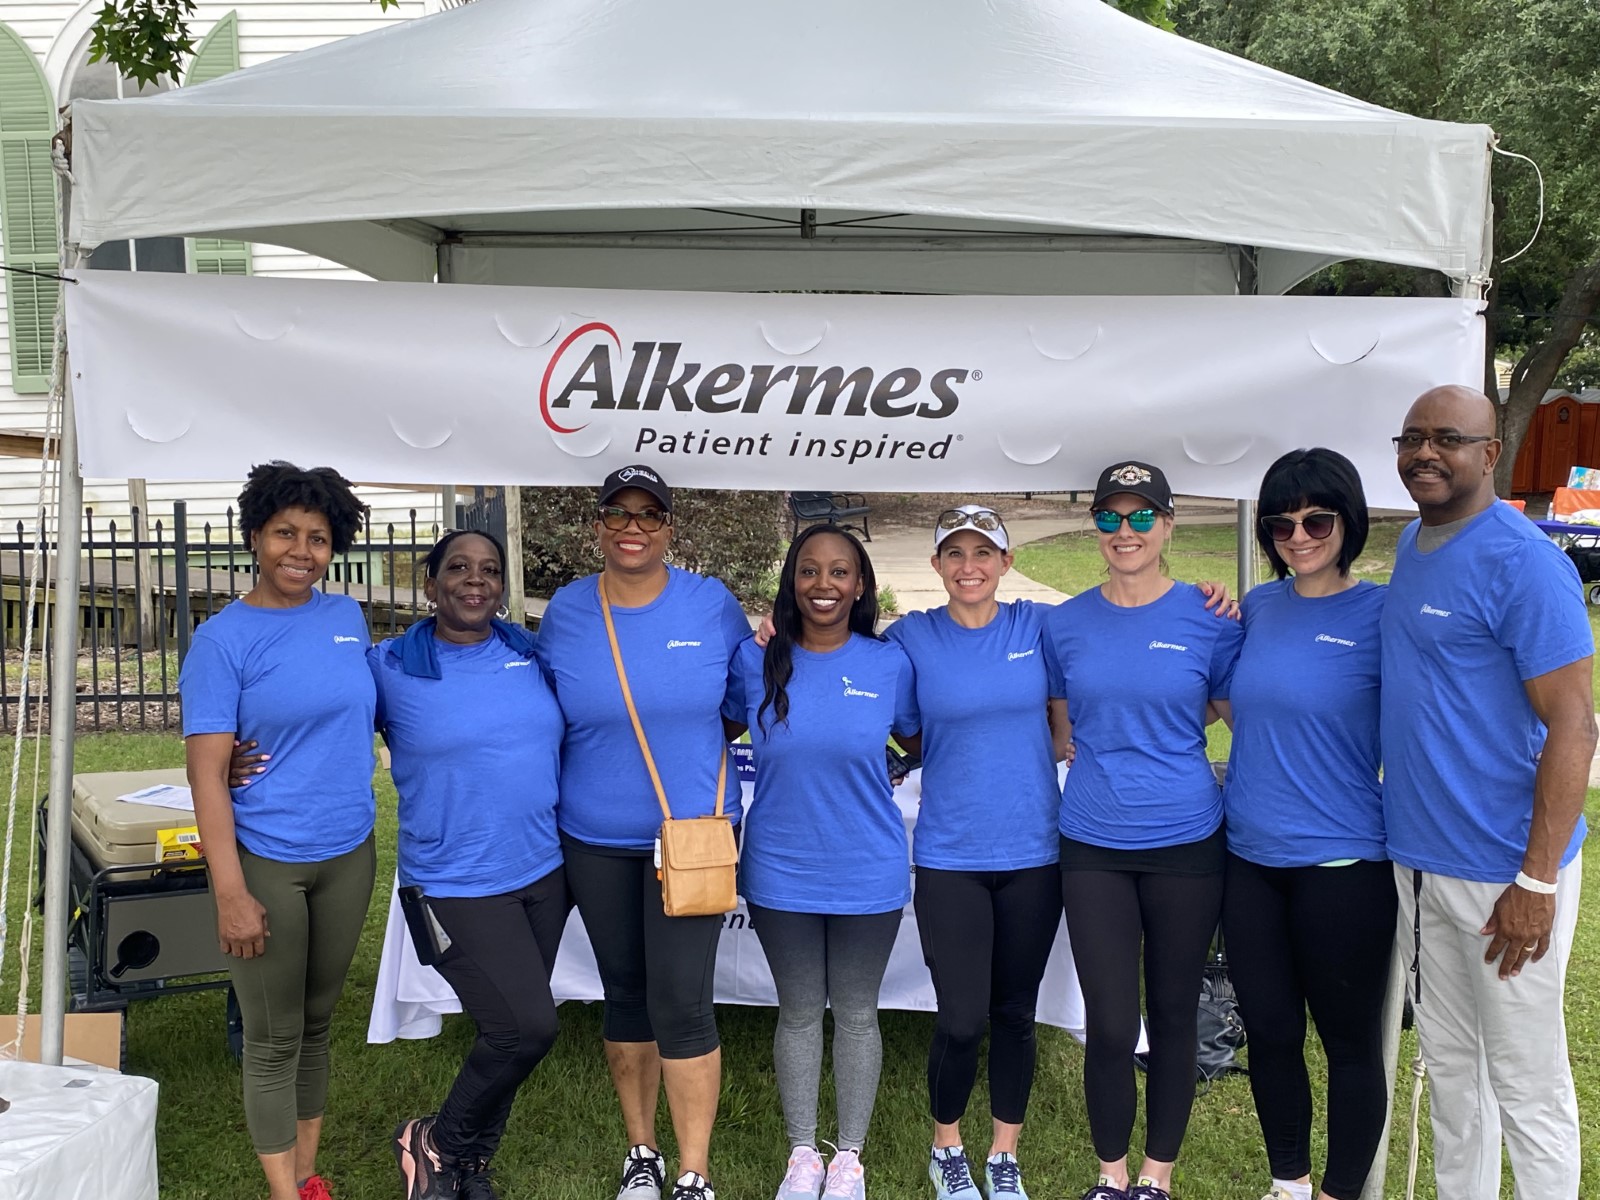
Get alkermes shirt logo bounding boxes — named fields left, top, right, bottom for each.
left=842, top=675, right=880, bottom=699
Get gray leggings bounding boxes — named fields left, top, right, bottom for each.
left=749, top=904, right=902, bottom=1151
left=220, top=837, right=376, bottom=1154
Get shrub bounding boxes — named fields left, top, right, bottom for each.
left=522, top=487, right=786, bottom=610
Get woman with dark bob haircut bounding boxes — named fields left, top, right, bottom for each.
left=1216, top=447, right=1393, bottom=1200
left=181, top=462, right=377, bottom=1200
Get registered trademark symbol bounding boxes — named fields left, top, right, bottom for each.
left=971, top=370, right=983, bottom=381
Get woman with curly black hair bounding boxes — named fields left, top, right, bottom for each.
left=723, top=524, right=918, bottom=1200
left=181, top=461, right=377, bottom=1200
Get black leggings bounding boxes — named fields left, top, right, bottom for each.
left=561, top=834, right=723, bottom=1059
left=1221, top=854, right=1397, bottom=1200
left=1061, top=862, right=1223, bottom=1164
left=915, top=865, right=1061, bottom=1125
left=426, top=867, right=569, bottom=1164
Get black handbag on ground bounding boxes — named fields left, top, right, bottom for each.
left=1195, top=936, right=1247, bottom=1083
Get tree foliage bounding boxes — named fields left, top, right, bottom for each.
left=1175, top=0, right=1600, bottom=493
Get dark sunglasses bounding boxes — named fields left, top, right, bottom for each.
left=1092, top=508, right=1159, bottom=534
left=597, top=505, right=670, bottom=533
left=1260, top=511, right=1338, bottom=542
left=936, top=508, right=1005, bottom=533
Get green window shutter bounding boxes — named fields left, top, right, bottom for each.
left=0, top=22, right=59, bottom=395
left=185, top=13, right=251, bottom=277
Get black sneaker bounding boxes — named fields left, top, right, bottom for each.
left=1128, top=1185, right=1171, bottom=1200
left=393, top=1116, right=456, bottom=1200
left=618, top=1145, right=667, bottom=1200
left=454, top=1158, right=500, bottom=1200
left=671, top=1170, right=716, bottom=1200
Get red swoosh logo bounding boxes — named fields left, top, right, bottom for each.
left=539, top=321, right=620, bottom=434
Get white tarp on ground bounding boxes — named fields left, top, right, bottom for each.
left=66, top=0, right=1493, bottom=293
left=65, top=271, right=1483, bottom=508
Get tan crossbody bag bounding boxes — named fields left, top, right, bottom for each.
left=599, top=575, right=737, bottom=917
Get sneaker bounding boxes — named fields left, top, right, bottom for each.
left=671, top=1171, right=716, bottom=1200
left=392, top=1116, right=456, bottom=1200
left=1259, top=1190, right=1294, bottom=1200
left=823, top=1149, right=866, bottom=1200
left=298, top=1177, right=334, bottom=1200
left=929, top=1146, right=981, bottom=1199
left=454, top=1158, right=501, bottom=1200
left=619, top=1146, right=667, bottom=1200
left=1128, top=1183, right=1171, bottom=1200
left=984, top=1153, right=1027, bottom=1200
left=1081, top=1184, right=1127, bottom=1200
left=777, top=1146, right=827, bottom=1200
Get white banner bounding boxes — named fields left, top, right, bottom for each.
left=65, top=271, right=1483, bottom=508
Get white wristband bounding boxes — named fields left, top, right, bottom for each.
left=1514, top=870, right=1558, bottom=895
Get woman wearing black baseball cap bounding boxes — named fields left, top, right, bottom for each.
left=1042, top=461, right=1244, bottom=1200
left=535, top=464, right=751, bottom=1200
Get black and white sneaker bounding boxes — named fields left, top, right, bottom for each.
left=618, top=1145, right=667, bottom=1200
left=671, top=1170, right=717, bottom=1200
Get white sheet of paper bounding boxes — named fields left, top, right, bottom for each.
left=116, top=784, right=194, bottom=811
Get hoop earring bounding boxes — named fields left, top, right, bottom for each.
left=495, top=605, right=510, bottom=621
left=426, top=599, right=437, bottom=613
left=593, top=540, right=604, bottom=560
left=664, top=548, right=676, bottom=565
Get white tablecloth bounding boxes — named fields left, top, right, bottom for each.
left=0, top=1061, right=158, bottom=1200
left=368, top=769, right=1098, bottom=1044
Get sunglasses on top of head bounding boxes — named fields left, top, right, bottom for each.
left=936, top=508, right=1006, bottom=534
left=1260, top=511, right=1338, bottom=542
left=1092, top=507, right=1160, bottom=534
left=597, top=504, right=670, bottom=533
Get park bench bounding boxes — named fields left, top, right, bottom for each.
left=786, top=491, right=873, bottom=542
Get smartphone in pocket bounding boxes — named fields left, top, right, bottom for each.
left=397, top=885, right=453, bottom=966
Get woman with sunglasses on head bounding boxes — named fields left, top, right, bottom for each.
left=723, top=523, right=918, bottom=1200
left=1042, top=462, right=1244, bottom=1200
left=535, top=465, right=751, bottom=1200
left=1217, top=449, right=1391, bottom=1200
left=880, top=505, right=1062, bottom=1200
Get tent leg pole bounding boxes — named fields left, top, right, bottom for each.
left=40, top=347, right=83, bottom=1066
left=1236, top=500, right=1256, bottom=597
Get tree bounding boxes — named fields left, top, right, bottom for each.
left=1175, top=0, right=1600, bottom=494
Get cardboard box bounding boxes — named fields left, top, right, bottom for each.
left=1, top=1012, right=123, bottom=1071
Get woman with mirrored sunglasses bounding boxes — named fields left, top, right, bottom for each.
left=1042, top=461, right=1244, bottom=1200
left=534, top=464, right=752, bottom=1200
left=1216, top=448, right=1392, bottom=1200
left=876, top=504, right=1063, bottom=1200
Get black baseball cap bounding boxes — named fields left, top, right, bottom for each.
left=1091, top=461, right=1174, bottom=513
left=599, top=464, right=672, bottom=511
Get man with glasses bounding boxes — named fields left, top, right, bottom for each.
left=1380, top=384, right=1595, bottom=1200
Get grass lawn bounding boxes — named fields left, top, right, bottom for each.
left=1, top=731, right=1596, bottom=1198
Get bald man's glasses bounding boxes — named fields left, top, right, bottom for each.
left=1392, top=433, right=1493, bottom=454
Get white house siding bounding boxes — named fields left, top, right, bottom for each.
left=0, top=0, right=437, bottom=534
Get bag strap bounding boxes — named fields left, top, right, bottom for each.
left=598, top=574, right=726, bottom=824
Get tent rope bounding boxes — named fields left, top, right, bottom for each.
left=2, top=138, right=73, bottom=1056
left=1491, top=144, right=1545, bottom=265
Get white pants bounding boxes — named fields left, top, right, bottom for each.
left=1395, top=856, right=1583, bottom=1200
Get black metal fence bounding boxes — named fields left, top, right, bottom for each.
left=0, top=500, right=449, bottom=732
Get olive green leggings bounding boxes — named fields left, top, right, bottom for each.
left=218, top=836, right=376, bottom=1154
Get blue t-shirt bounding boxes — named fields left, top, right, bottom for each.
left=1381, top=504, right=1593, bottom=882
left=372, top=630, right=564, bottom=898
left=1044, top=582, right=1243, bottom=850
left=725, top=634, right=919, bottom=914
left=1224, top=579, right=1386, bottom=867
left=536, top=568, right=751, bottom=850
left=886, top=602, right=1059, bottom=870
left=179, top=589, right=376, bottom=863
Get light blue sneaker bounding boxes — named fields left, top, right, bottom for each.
left=929, top=1146, right=982, bottom=1200
left=984, top=1153, right=1028, bottom=1200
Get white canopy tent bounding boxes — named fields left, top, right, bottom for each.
left=68, top=0, right=1493, bottom=295
left=43, top=7, right=1493, bottom=1163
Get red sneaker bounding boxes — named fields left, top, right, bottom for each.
left=298, top=1176, right=334, bottom=1200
